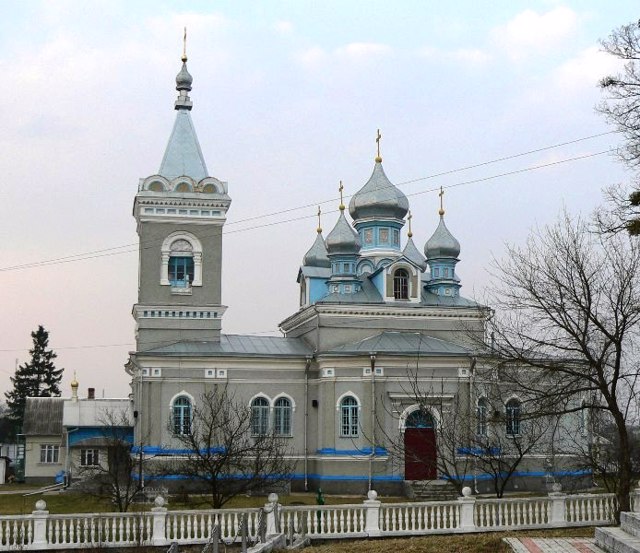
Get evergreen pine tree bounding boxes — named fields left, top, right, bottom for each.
left=5, top=325, right=64, bottom=428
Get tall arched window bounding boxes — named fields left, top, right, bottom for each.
left=506, top=398, right=521, bottom=436
left=274, top=397, right=292, bottom=436
left=393, top=269, right=409, bottom=300
left=160, top=233, right=203, bottom=287
left=340, top=396, right=359, bottom=437
left=477, top=397, right=488, bottom=437
left=251, top=397, right=270, bottom=436
left=173, top=396, right=192, bottom=435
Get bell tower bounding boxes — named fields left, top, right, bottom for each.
left=132, top=47, right=231, bottom=350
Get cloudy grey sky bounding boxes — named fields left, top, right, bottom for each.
left=0, top=1, right=636, bottom=398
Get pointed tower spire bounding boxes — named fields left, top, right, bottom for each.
left=158, top=35, right=209, bottom=180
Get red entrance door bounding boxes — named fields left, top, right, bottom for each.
left=404, top=427, right=437, bottom=480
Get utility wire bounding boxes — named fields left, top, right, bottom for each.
left=0, top=136, right=616, bottom=273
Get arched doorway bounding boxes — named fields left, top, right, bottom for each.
left=404, top=409, right=437, bottom=480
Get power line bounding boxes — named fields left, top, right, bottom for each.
left=0, top=135, right=616, bottom=273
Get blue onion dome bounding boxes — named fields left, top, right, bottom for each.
left=403, top=236, right=427, bottom=271
left=425, top=215, right=461, bottom=259
left=176, top=59, right=193, bottom=91
left=326, top=211, right=361, bottom=255
left=303, top=232, right=331, bottom=268
left=349, top=160, right=409, bottom=221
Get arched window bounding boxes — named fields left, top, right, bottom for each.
left=477, top=397, right=488, bottom=437
left=161, top=233, right=203, bottom=288
left=173, top=396, right=192, bottom=435
left=340, top=396, right=359, bottom=437
left=405, top=409, right=434, bottom=429
left=251, top=397, right=270, bottom=436
left=506, top=398, right=521, bottom=436
left=274, top=397, right=292, bottom=436
left=393, top=269, right=409, bottom=300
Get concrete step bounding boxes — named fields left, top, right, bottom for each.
left=596, top=526, right=640, bottom=553
left=622, top=513, right=640, bottom=538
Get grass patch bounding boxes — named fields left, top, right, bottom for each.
left=302, top=527, right=596, bottom=553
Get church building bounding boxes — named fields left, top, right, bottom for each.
left=125, top=51, right=583, bottom=496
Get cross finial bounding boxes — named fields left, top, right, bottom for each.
left=407, top=210, right=413, bottom=238
left=438, top=186, right=445, bottom=216
left=182, top=27, right=188, bottom=62
left=375, top=129, right=382, bottom=162
left=339, top=181, right=345, bottom=211
left=317, top=205, right=323, bottom=233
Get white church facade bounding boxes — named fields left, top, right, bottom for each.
left=124, top=52, right=589, bottom=496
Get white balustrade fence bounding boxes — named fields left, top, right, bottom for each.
left=2, top=487, right=640, bottom=550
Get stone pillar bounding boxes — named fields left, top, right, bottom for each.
left=151, top=496, right=168, bottom=546
left=458, top=487, right=476, bottom=531
left=32, top=499, right=49, bottom=548
left=548, top=491, right=567, bottom=526
left=363, top=490, right=381, bottom=537
left=633, top=485, right=640, bottom=513
left=265, top=493, right=281, bottom=536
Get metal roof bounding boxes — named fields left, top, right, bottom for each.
left=159, top=110, right=208, bottom=181
left=23, top=397, right=64, bottom=436
left=327, top=331, right=471, bottom=356
left=142, top=334, right=312, bottom=357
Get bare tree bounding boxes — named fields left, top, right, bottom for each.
left=75, top=411, right=139, bottom=512
left=485, top=211, right=640, bottom=516
left=597, top=20, right=640, bottom=234
left=392, top=372, right=549, bottom=498
left=169, top=386, right=294, bottom=509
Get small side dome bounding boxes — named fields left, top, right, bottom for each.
left=403, top=236, right=427, bottom=271
left=303, top=233, right=331, bottom=268
left=326, top=211, right=361, bottom=255
left=425, top=216, right=460, bottom=259
left=349, top=161, right=409, bottom=221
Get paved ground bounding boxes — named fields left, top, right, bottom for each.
left=504, top=537, right=606, bottom=552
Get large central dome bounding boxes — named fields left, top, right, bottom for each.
left=349, top=160, right=409, bottom=221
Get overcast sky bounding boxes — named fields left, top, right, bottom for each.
left=0, top=1, right=637, bottom=399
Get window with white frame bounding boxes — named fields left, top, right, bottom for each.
left=40, top=444, right=60, bottom=464
left=251, top=397, right=270, bottom=436
left=506, top=398, right=521, bottom=436
left=274, top=397, right=292, bottom=436
left=173, top=396, right=192, bottom=435
left=477, top=397, right=488, bottom=437
left=161, top=233, right=203, bottom=287
left=81, top=449, right=99, bottom=466
left=340, top=396, right=359, bottom=437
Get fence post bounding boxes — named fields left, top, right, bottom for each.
left=32, top=499, right=49, bottom=548
left=548, top=490, right=567, bottom=526
left=265, top=492, right=281, bottom=536
left=363, top=490, right=381, bottom=537
left=151, top=495, right=169, bottom=546
left=632, top=485, right=640, bottom=513
left=458, top=487, right=476, bottom=531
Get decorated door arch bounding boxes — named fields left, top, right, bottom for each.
left=404, top=409, right=437, bottom=480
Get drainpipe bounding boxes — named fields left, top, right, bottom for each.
left=369, top=352, right=377, bottom=492
left=469, top=356, right=477, bottom=494
left=304, top=355, right=312, bottom=492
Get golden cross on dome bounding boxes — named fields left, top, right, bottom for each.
left=407, top=210, right=413, bottom=238
left=375, top=129, right=382, bottom=162
left=438, top=186, right=445, bottom=216
left=182, top=27, right=188, bottom=62
left=317, top=205, right=322, bottom=233
left=339, top=181, right=345, bottom=211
